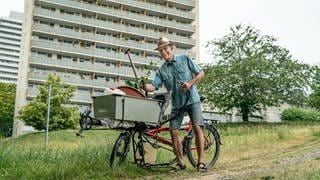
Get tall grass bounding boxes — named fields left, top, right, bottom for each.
left=0, top=130, right=153, bottom=179
left=216, top=122, right=320, bottom=178
left=1, top=122, right=320, bottom=179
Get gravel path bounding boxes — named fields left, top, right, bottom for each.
left=185, top=141, right=320, bottom=180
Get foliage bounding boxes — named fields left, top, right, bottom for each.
left=0, top=83, right=16, bottom=137
left=18, top=74, right=79, bottom=130
left=200, top=24, right=312, bottom=121
left=125, top=61, right=158, bottom=89
left=308, top=66, right=320, bottom=111
left=281, top=107, right=320, bottom=122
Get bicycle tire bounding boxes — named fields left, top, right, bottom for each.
left=80, top=115, right=93, bottom=130
left=109, top=132, right=131, bottom=167
left=186, top=124, right=220, bottom=168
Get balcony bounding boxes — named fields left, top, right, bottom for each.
left=27, top=87, right=93, bottom=103
left=0, top=55, right=19, bottom=62
left=0, top=44, right=20, bottom=52
left=169, top=0, right=196, bottom=7
left=34, top=8, right=195, bottom=45
left=28, top=72, right=117, bottom=89
left=0, top=33, right=21, bottom=41
left=36, top=0, right=196, bottom=32
left=32, top=23, right=155, bottom=51
left=0, top=49, right=20, bottom=57
left=108, top=0, right=195, bottom=19
left=31, top=39, right=156, bottom=65
left=29, top=54, right=154, bottom=78
left=0, top=28, right=21, bottom=36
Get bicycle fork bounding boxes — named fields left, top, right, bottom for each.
left=132, top=131, right=146, bottom=167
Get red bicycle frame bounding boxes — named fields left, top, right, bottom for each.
left=143, top=120, right=193, bottom=147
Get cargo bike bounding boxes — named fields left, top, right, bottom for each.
left=77, top=86, right=222, bottom=170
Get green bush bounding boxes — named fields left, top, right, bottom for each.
left=281, top=107, right=320, bottom=122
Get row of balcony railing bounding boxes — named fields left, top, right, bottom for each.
left=0, top=21, right=22, bottom=29
left=0, top=72, right=18, bottom=78
left=33, top=24, right=155, bottom=51
left=0, top=38, right=21, bottom=46
left=107, top=0, right=195, bottom=19
left=0, top=44, right=20, bottom=52
left=29, top=54, right=156, bottom=78
left=28, top=72, right=127, bottom=89
left=0, top=26, right=21, bottom=36
left=0, top=49, right=20, bottom=57
left=27, top=87, right=93, bottom=103
left=36, top=1, right=196, bottom=32
left=31, top=38, right=195, bottom=66
left=0, top=32, right=21, bottom=40
left=0, top=65, right=18, bottom=72
left=0, top=77, right=17, bottom=84
left=0, top=42, right=20, bottom=51
left=31, top=39, right=163, bottom=65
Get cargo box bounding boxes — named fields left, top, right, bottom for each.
left=93, top=94, right=162, bottom=124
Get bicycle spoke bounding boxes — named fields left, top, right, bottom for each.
left=186, top=125, right=220, bottom=168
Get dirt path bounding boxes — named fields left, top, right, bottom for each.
left=185, top=139, right=320, bottom=180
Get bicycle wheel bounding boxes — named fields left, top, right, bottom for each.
left=79, top=115, right=93, bottom=130
left=186, top=124, right=220, bottom=168
left=110, top=132, right=131, bottom=167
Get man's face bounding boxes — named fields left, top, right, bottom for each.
left=158, top=46, right=173, bottom=61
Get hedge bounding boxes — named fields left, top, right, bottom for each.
left=281, top=107, right=320, bottom=122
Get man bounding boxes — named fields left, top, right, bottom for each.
left=144, top=37, right=207, bottom=172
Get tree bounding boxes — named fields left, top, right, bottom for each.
left=0, top=83, right=16, bottom=137
left=19, top=74, right=79, bottom=130
left=309, top=66, right=320, bottom=111
left=200, top=24, right=312, bottom=121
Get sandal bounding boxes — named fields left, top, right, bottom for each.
left=170, top=163, right=186, bottom=172
left=197, top=162, right=208, bottom=172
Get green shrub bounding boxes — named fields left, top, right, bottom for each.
left=281, top=107, right=320, bottom=122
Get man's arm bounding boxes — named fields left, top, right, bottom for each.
left=182, top=70, right=204, bottom=91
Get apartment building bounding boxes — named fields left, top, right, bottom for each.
left=0, top=11, right=23, bottom=84
left=13, top=0, right=199, bottom=135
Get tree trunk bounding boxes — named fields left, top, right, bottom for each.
left=241, top=105, right=250, bottom=122
left=242, top=111, right=249, bottom=122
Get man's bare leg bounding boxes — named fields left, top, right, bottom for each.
left=170, top=129, right=185, bottom=166
left=193, top=125, right=205, bottom=164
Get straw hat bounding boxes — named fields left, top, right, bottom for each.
left=154, top=37, right=174, bottom=50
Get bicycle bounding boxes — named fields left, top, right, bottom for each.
left=109, top=93, right=222, bottom=169
left=76, top=92, right=222, bottom=170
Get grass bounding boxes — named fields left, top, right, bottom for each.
left=1, top=122, right=320, bottom=179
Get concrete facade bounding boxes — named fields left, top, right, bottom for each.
left=0, top=12, right=23, bottom=84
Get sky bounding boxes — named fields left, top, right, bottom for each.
left=199, top=0, right=320, bottom=65
left=1, top=0, right=319, bottom=65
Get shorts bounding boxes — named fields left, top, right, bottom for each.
left=169, top=102, right=204, bottom=130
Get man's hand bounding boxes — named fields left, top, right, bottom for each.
left=144, top=84, right=156, bottom=92
left=180, top=70, right=204, bottom=92
left=181, top=82, right=191, bottom=92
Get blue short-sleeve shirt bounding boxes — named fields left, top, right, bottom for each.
left=152, top=54, right=202, bottom=110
